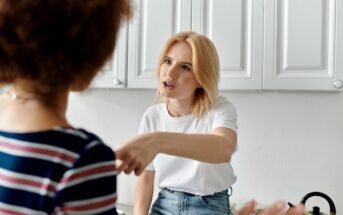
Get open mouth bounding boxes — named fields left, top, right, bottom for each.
left=162, top=81, right=175, bottom=89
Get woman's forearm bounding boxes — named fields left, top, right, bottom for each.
left=153, top=129, right=236, bottom=163
left=133, top=171, right=154, bottom=215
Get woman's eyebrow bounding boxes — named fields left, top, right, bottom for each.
left=181, top=62, right=192, bottom=67
left=164, top=56, right=192, bottom=67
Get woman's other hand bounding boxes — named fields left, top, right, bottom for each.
left=238, top=200, right=304, bottom=215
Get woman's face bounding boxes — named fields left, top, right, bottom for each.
left=158, top=41, right=198, bottom=102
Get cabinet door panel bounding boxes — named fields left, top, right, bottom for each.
left=91, top=26, right=128, bottom=88
left=337, top=0, right=343, bottom=88
left=128, top=0, right=191, bottom=89
left=264, top=0, right=342, bottom=90
left=192, top=0, right=264, bottom=90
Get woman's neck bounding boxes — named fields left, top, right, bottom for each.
left=166, top=98, right=192, bottom=117
left=0, top=82, right=70, bottom=132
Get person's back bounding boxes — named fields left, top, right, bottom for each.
left=0, top=0, right=131, bottom=214
left=0, top=127, right=117, bottom=214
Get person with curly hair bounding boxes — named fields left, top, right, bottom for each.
left=0, top=0, right=131, bottom=214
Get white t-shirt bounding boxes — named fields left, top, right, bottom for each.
left=139, top=96, right=238, bottom=196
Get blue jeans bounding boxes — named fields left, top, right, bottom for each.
left=149, top=188, right=233, bottom=215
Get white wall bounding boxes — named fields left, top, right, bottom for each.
left=67, top=89, right=343, bottom=213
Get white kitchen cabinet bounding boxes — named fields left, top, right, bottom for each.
left=91, top=26, right=128, bottom=88
left=193, top=0, right=343, bottom=91
left=264, top=0, right=343, bottom=91
left=127, top=0, right=192, bottom=89
left=192, top=0, right=264, bottom=90
left=94, top=0, right=343, bottom=91
left=126, top=0, right=264, bottom=90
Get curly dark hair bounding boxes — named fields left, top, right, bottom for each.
left=0, top=0, right=131, bottom=93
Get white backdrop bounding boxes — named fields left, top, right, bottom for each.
left=67, top=89, right=343, bottom=213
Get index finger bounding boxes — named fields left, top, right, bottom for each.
left=237, top=200, right=256, bottom=215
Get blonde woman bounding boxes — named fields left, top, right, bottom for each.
left=116, top=31, right=305, bottom=215
left=118, top=31, right=238, bottom=214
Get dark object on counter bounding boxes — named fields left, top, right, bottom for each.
left=301, top=192, right=336, bottom=215
left=289, top=191, right=336, bottom=215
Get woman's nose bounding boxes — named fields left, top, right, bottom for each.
left=166, top=64, right=178, bottom=78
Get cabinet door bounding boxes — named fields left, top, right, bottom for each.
left=264, top=0, right=343, bottom=91
left=192, top=0, right=264, bottom=90
left=127, top=0, right=192, bottom=89
left=91, top=26, right=128, bottom=88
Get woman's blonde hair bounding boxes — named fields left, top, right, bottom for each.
left=156, top=31, right=220, bottom=118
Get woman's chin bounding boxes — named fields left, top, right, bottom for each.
left=159, top=89, right=175, bottom=98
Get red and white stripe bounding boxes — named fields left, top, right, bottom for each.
left=57, top=161, right=117, bottom=191
left=0, top=202, right=47, bottom=215
left=0, top=137, right=79, bottom=167
left=55, top=193, right=117, bottom=214
left=0, top=168, right=58, bottom=197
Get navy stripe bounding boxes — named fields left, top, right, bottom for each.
left=0, top=152, right=67, bottom=180
left=74, top=143, right=115, bottom=168
left=0, top=129, right=95, bottom=152
left=57, top=175, right=117, bottom=201
left=0, top=186, right=54, bottom=212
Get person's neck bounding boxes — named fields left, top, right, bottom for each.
left=9, top=81, right=67, bottom=113
left=0, top=82, right=70, bottom=132
left=166, top=98, right=192, bottom=117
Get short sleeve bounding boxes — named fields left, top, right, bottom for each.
left=211, top=97, right=238, bottom=133
left=138, top=111, right=150, bottom=135
left=54, top=141, right=118, bottom=215
left=145, top=162, right=154, bottom=171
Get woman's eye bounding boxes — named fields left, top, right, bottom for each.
left=164, top=58, right=172, bottom=64
left=180, top=65, right=190, bottom=71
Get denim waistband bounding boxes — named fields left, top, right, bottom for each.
left=161, top=187, right=231, bottom=197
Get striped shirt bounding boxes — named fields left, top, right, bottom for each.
left=0, top=127, right=118, bottom=215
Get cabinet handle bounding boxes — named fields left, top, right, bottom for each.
left=333, top=80, right=343, bottom=89
left=113, top=78, right=122, bottom=86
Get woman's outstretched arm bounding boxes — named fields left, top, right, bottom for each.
left=115, top=127, right=236, bottom=176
